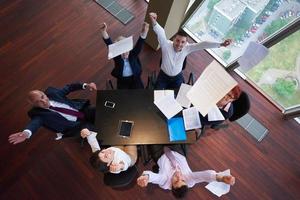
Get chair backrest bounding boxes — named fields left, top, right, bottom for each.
left=229, top=91, right=250, bottom=122
left=105, top=79, right=114, bottom=90
left=146, top=71, right=157, bottom=89
left=187, top=72, right=194, bottom=85
left=103, top=165, right=138, bottom=188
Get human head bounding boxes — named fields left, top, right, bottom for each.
left=173, top=30, right=188, bottom=52
left=115, top=36, right=129, bottom=59
left=28, top=90, right=50, bottom=109
left=89, top=150, right=110, bottom=173
left=171, top=171, right=188, bottom=198
left=217, top=85, right=242, bottom=107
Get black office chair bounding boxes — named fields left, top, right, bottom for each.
left=146, top=70, right=157, bottom=89
left=105, top=79, right=114, bottom=90
left=196, top=91, right=251, bottom=140
left=103, top=165, right=138, bottom=188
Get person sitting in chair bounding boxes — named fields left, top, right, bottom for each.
left=81, top=130, right=137, bottom=174
left=100, top=21, right=149, bottom=89
left=200, top=85, right=242, bottom=126
left=8, top=82, right=97, bottom=145
left=137, top=146, right=235, bottom=198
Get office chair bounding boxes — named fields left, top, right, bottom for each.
left=196, top=91, right=250, bottom=140
left=146, top=70, right=157, bottom=89
left=105, top=79, right=114, bottom=90
left=103, top=165, right=138, bottom=188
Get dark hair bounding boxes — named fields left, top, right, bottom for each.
left=89, top=150, right=109, bottom=173
left=171, top=185, right=188, bottom=198
left=175, top=30, right=188, bottom=38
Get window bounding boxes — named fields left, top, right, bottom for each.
left=183, top=0, right=300, bottom=66
left=183, top=0, right=300, bottom=117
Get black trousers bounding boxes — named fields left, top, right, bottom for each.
left=148, top=144, right=187, bottom=164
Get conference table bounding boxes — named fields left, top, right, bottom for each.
left=95, top=89, right=196, bottom=145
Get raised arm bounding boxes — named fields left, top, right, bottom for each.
left=55, top=82, right=96, bottom=97
left=138, top=170, right=168, bottom=187
left=8, top=117, right=43, bottom=144
left=130, top=22, right=149, bottom=56
left=186, top=38, right=232, bottom=54
left=149, top=12, right=168, bottom=46
left=81, top=129, right=100, bottom=152
left=100, top=22, right=109, bottom=40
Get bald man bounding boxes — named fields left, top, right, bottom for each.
left=8, top=82, right=97, bottom=145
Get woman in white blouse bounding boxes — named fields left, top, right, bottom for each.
left=80, top=130, right=137, bottom=174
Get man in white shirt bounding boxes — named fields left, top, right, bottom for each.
left=148, top=12, right=232, bottom=89
left=137, top=146, right=235, bottom=198
left=81, top=130, right=137, bottom=174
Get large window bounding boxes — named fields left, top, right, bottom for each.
left=183, top=0, right=300, bottom=66
left=183, top=0, right=300, bottom=117
left=245, top=29, right=300, bottom=110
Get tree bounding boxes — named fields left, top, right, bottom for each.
left=223, top=50, right=231, bottom=60
left=273, top=78, right=297, bottom=97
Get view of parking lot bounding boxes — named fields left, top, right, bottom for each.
left=184, top=0, right=300, bottom=65
left=183, top=0, right=300, bottom=110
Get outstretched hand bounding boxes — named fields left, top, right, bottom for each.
left=8, top=132, right=27, bottom=145
left=86, top=82, right=97, bottom=91
left=220, top=39, right=232, bottom=47
left=137, top=174, right=149, bottom=187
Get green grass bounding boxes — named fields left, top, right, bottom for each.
left=246, top=30, right=300, bottom=108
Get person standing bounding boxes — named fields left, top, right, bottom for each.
left=148, top=12, right=232, bottom=89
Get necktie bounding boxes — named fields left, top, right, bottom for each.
left=164, top=147, right=178, bottom=170
left=49, top=106, right=85, bottom=119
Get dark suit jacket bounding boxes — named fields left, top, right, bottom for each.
left=103, top=37, right=145, bottom=88
left=25, top=83, right=91, bottom=137
left=200, top=103, right=234, bottom=126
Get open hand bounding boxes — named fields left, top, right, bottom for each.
left=8, top=132, right=28, bottom=145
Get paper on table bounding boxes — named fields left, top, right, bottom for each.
left=108, top=36, right=133, bottom=59
left=207, top=105, right=225, bottom=121
left=154, top=94, right=183, bottom=119
left=154, top=90, right=174, bottom=102
left=176, top=83, right=192, bottom=108
left=238, top=41, right=269, bottom=73
left=205, top=169, right=231, bottom=197
left=186, top=60, right=237, bottom=116
left=182, top=107, right=201, bottom=130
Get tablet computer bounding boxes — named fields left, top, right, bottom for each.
left=118, top=120, right=134, bottom=138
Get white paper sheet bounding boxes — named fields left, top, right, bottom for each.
left=176, top=83, right=192, bottom=108
left=154, top=90, right=174, bottom=102
left=154, top=95, right=183, bottom=119
left=207, top=105, right=225, bottom=121
left=238, top=41, right=269, bottom=72
left=205, top=169, right=231, bottom=197
left=186, top=60, right=237, bottom=116
left=182, top=107, right=201, bottom=130
left=108, top=36, right=133, bottom=59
